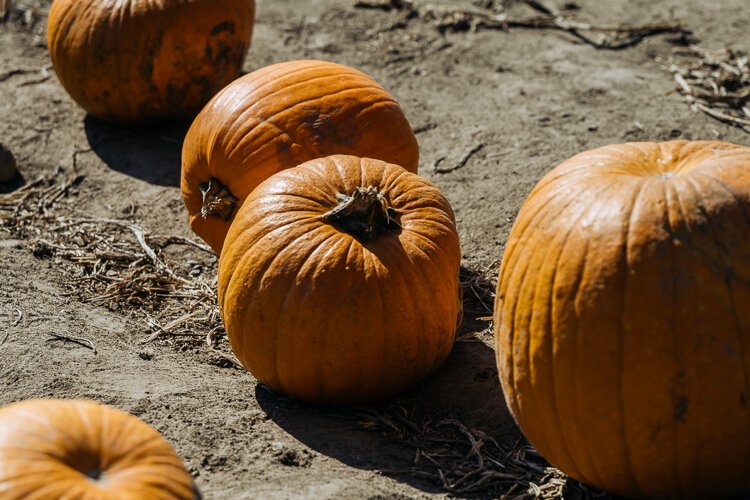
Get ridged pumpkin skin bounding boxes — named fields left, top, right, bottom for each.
left=495, top=140, right=750, bottom=499
left=181, top=60, right=420, bottom=254
left=218, top=155, right=459, bottom=405
left=0, top=399, right=196, bottom=499
left=47, top=0, right=255, bottom=123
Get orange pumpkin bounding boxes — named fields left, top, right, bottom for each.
left=181, top=60, right=419, bottom=254
left=495, top=140, right=750, bottom=499
left=0, top=399, right=196, bottom=499
left=47, top=0, right=255, bottom=123
left=218, top=155, right=459, bottom=405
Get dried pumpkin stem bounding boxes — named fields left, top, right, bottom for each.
left=322, top=186, right=401, bottom=242
left=200, top=177, right=237, bottom=222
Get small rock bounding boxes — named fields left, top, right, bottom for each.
left=31, top=241, right=54, bottom=258
left=271, top=443, right=312, bottom=467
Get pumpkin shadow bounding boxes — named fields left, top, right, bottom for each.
left=83, top=115, right=190, bottom=187
left=255, top=266, right=522, bottom=497
left=0, top=171, right=26, bottom=194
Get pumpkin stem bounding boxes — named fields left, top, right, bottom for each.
left=86, top=469, right=102, bottom=481
left=200, top=177, right=237, bottom=222
left=322, top=186, right=401, bottom=242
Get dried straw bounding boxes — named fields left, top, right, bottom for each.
left=664, top=45, right=750, bottom=133
left=2, top=171, right=611, bottom=497
left=357, top=402, right=609, bottom=498
left=354, top=0, right=689, bottom=49
left=0, top=170, right=239, bottom=367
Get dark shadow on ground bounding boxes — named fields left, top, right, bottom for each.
left=256, top=266, right=527, bottom=497
left=0, top=170, right=26, bottom=194
left=256, top=339, right=515, bottom=496
left=84, top=115, right=190, bottom=187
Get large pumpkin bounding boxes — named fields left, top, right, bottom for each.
left=495, top=140, right=750, bottom=499
left=218, top=155, right=459, bottom=405
left=0, top=399, right=196, bottom=499
left=181, top=60, right=419, bottom=254
left=47, top=0, right=255, bottom=123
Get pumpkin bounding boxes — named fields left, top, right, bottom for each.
left=181, top=60, right=420, bottom=254
left=47, top=0, right=255, bottom=123
left=218, top=155, right=459, bottom=405
left=495, top=140, right=750, bottom=499
left=0, top=399, right=196, bottom=499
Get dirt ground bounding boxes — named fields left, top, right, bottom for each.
left=1, top=0, right=749, bottom=498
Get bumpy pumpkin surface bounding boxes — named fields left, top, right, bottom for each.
left=218, top=155, right=459, bottom=405
left=495, top=140, right=750, bottom=499
left=47, top=0, right=255, bottom=123
left=181, top=60, right=420, bottom=254
left=0, top=399, right=196, bottom=499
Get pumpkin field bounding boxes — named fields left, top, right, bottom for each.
left=1, top=0, right=750, bottom=498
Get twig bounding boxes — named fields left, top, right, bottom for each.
left=151, top=235, right=214, bottom=254
left=435, top=144, right=484, bottom=173
left=141, top=311, right=205, bottom=344
left=12, top=308, right=22, bottom=327
left=413, top=122, right=438, bottom=134
left=696, top=103, right=750, bottom=127
left=207, top=346, right=243, bottom=368
left=1, top=309, right=22, bottom=345
left=0, top=65, right=52, bottom=83
left=359, top=0, right=689, bottom=50
left=0, top=68, right=37, bottom=82
left=513, top=0, right=688, bottom=50
left=354, top=0, right=413, bottom=10
left=17, top=75, right=50, bottom=87
left=46, top=333, right=97, bottom=354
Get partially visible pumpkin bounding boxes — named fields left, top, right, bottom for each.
left=0, top=143, right=17, bottom=183
left=181, top=60, right=420, bottom=254
left=495, top=140, right=750, bottom=499
left=47, top=0, right=255, bottom=123
left=218, top=155, right=459, bottom=405
left=0, top=399, right=196, bottom=499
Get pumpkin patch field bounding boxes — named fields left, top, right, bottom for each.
left=2, top=0, right=750, bottom=498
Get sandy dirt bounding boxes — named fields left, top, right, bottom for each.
left=1, top=0, right=749, bottom=498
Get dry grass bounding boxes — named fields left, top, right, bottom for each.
left=664, top=45, right=750, bottom=133
left=352, top=264, right=608, bottom=498
left=1, top=170, right=609, bottom=498
left=357, top=402, right=608, bottom=499
left=457, top=263, right=497, bottom=344
left=0, top=169, right=239, bottom=367
left=354, top=0, right=689, bottom=49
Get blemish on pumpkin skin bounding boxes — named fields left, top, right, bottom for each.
left=138, top=32, right=163, bottom=83
left=276, top=141, right=293, bottom=155
left=299, top=108, right=357, bottom=147
left=650, top=423, right=662, bottom=441
left=210, top=21, right=236, bottom=36
left=674, top=395, right=689, bottom=422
